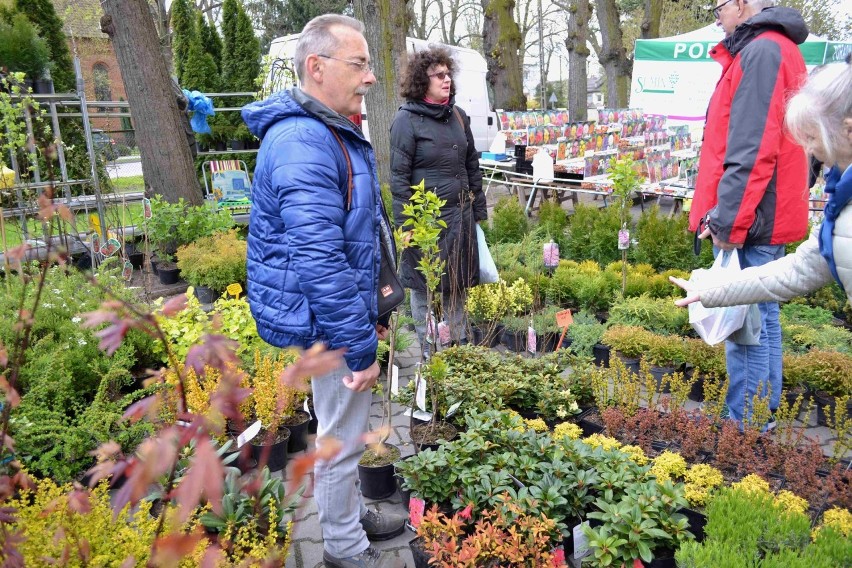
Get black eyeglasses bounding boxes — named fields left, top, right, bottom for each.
left=317, top=54, right=374, bottom=75
left=712, top=0, right=736, bottom=18
left=428, top=70, right=453, bottom=81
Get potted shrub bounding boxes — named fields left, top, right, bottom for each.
left=500, top=314, right=529, bottom=352
left=0, top=14, right=52, bottom=85
left=608, top=293, right=691, bottom=336
left=644, top=334, right=687, bottom=391
left=409, top=355, right=459, bottom=451
left=245, top=349, right=309, bottom=461
left=566, top=310, right=607, bottom=360
left=176, top=229, right=247, bottom=302
left=497, top=277, right=534, bottom=352
left=601, top=325, right=654, bottom=374
left=358, top=442, right=402, bottom=499
left=785, top=350, right=852, bottom=426
left=465, top=280, right=510, bottom=347
left=532, top=304, right=564, bottom=352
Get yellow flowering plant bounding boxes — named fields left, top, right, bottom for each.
left=732, top=473, right=771, bottom=494
left=818, top=507, right=852, bottom=537
left=773, top=490, right=808, bottom=516
left=620, top=444, right=649, bottom=466
left=649, top=450, right=687, bottom=483
left=553, top=421, right=583, bottom=440
left=246, top=349, right=304, bottom=429
left=583, top=433, right=622, bottom=451
left=523, top=417, right=549, bottom=432
left=682, top=464, right=724, bottom=508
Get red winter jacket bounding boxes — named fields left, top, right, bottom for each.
left=689, top=7, right=809, bottom=245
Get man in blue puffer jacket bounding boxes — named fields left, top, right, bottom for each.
left=241, top=14, right=406, bottom=568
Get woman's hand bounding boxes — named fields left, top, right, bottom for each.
left=668, top=276, right=702, bottom=307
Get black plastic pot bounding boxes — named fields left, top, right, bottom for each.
left=128, top=252, right=144, bottom=269
left=229, top=139, right=246, bottom=151
left=593, top=343, right=610, bottom=367
left=577, top=408, right=604, bottom=437
left=471, top=323, right=503, bottom=348
left=150, top=259, right=159, bottom=275
left=358, top=444, right=399, bottom=499
left=394, top=456, right=414, bottom=509
left=814, top=393, right=849, bottom=427
left=194, top=285, right=217, bottom=304
left=678, top=507, right=707, bottom=542
left=285, top=411, right=311, bottom=453
left=649, top=365, right=676, bottom=393
left=250, top=428, right=290, bottom=472
left=618, top=354, right=641, bottom=375
left=409, top=537, right=432, bottom=568
left=158, top=266, right=181, bottom=285
left=214, top=141, right=227, bottom=152
left=537, top=332, right=559, bottom=353
left=501, top=328, right=527, bottom=352
left=647, top=549, right=677, bottom=567
left=688, top=370, right=705, bottom=402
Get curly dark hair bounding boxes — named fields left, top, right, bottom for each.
left=399, top=46, right=457, bottom=101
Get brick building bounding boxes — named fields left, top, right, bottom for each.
left=52, top=0, right=128, bottom=136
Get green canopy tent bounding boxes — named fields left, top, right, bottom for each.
left=629, top=24, right=851, bottom=125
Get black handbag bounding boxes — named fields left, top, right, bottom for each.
left=328, top=126, right=404, bottom=318
left=377, top=238, right=405, bottom=317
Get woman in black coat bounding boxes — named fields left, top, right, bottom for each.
left=390, top=46, right=488, bottom=355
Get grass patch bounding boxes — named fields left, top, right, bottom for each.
left=111, top=175, right=144, bottom=194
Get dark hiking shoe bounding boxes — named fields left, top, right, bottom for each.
left=323, top=546, right=406, bottom=568
left=360, top=509, right=406, bottom=540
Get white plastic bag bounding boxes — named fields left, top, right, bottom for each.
left=476, top=225, right=499, bottom=284
left=688, top=250, right=749, bottom=345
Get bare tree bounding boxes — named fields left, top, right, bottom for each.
left=594, top=0, right=631, bottom=107
left=640, top=0, right=663, bottom=39
left=482, top=0, right=525, bottom=110
left=553, top=0, right=592, bottom=120
left=410, top=0, right=482, bottom=45
left=102, top=0, right=203, bottom=205
left=352, top=0, right=410, bottom=186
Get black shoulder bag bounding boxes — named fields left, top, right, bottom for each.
left=327, top=127, right=404, bottom=318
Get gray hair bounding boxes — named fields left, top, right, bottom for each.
left=294, top=15, right=365, bottom=82
left=750, top=0, right=777, bottom=9
left=786, top=63, right=852, bottom=166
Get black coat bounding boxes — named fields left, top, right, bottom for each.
left=390, top=100, right=487, bottom=293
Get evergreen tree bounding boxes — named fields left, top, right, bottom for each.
left=182, top=13, right=219, bottom=92
left=198, top=13, right=223, bottom=74
left=221, top=0, right=260, bottom=93
left=15, top=0, right=74, bottom=91
left=170, top=0, right=194, bottom=82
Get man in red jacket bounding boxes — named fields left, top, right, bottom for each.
left=689, top=0, right=809, bottom=428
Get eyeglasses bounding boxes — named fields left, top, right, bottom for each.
left=317, top=54, right=374, bottom=75
left=428, top=70, right=453, bottom=82
left=711, top=0, right=736, bottom=19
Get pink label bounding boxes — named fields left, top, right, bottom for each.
left=437, top=321, right=451, bottom=346
left=409, top=496, right=425, bottom=529
left=528, top=326, right=537, bottom=353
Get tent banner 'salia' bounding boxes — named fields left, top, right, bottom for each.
left=630, top=24, right=852, bottom=125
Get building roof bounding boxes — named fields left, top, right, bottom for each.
left=587, top=75, right=605, bottom=93
left=52, top=0, right=107, bottom=39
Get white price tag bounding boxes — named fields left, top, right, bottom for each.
left=403, top=408, right=434, bottom=422
left=391, top=364, right=400, bottom=396
left=237, top=420, right=262, bottom=449
left=573, top=522, right=590, bottom=559
left=415, top=375, right=427, bottom=412
left=527, top=325, right=537, bottom=354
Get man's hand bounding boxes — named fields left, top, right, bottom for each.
left=668, top=276, right=703, bottom=307
left=343, top=361, right=380, bottom=392
left=376, top=324, right=389, bottom=340
left=699, top=227, right=742, bottom=251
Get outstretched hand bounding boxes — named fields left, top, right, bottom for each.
left=669, top=276, right=702, bottom=307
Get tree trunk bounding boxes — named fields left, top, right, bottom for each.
left=101, top=0, right=202, bottom=205
left=565, top=0, right=592, bottom=120
left=482, top=0, right=525, bottom=110
left=641, top=0, right=663, bottom=39
left=595, top=0, right=631, bottom=107
left=353, top=0, right=410, bottom=188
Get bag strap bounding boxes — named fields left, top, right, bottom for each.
left=452, top=107, right=465, bottom=131
left=326, top=126, right=353, bottom=211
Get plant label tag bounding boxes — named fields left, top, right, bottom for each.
left=303, top=398, right=311, bottom=414
left=527, top=326, right=536, bottom=353
left=391, top=364, right=399, bottom=396
left=573, top=522, right=591, bottom=559
left=618, top=228, right=630, bottom=250
left=122, top=260, right=133, bottom=281
left=445, top=401, right=462, bottom=418
left=142, top=197, right=152, bottom=219
left=437, top=321, right=451, bottom=346
left=402, top=408, right=433, bottom=422
left=556, top=309, right=574, bottom=328
left=408, top=496, right=425, bottom=529
left=415, top=376, right=427, bottom=412
left=227, top=283, right=242, bottom=298
left=237, top=420, right=262, bottom=449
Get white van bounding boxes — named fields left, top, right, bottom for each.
left=266, top=35, right=499, bottom=153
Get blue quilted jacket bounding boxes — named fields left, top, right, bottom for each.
left=241, top=89, right=381, bottom=371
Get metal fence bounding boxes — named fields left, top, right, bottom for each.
left=1, top=79, right=254, bottom=263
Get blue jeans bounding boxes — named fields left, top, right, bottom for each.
left=721, top=244, right=785, bottom=426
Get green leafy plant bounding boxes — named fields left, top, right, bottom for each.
left=601, top=325, right=655, bottom=358
left=0, top=12, right=51, bottom=80
left=146, top=196, right=234, bottom=262
left=488, top=196, right=530, bottom=244
left=784, top=350, right=852, bottom=397
left=608, top=294, right=691, bottom=336
left=176, top=228, right=247, bottom=291
left=566, top=311, right=606, bottom=358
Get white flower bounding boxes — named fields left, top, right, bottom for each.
left=78, top=338, right=87, bottom=346
left=71, top=316, right=82, bottom=323
left=43, top=303, right=53, bottom=308
left=52, top=288, right=61, bottom=294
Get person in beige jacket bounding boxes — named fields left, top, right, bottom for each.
left=672, top=62, right=852, bottom=322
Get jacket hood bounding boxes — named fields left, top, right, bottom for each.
left=241, top=88, right=364, bottom=140
left=725, top=7, right=809, bottom=54
left=400, top=97, right=457, bottom=120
